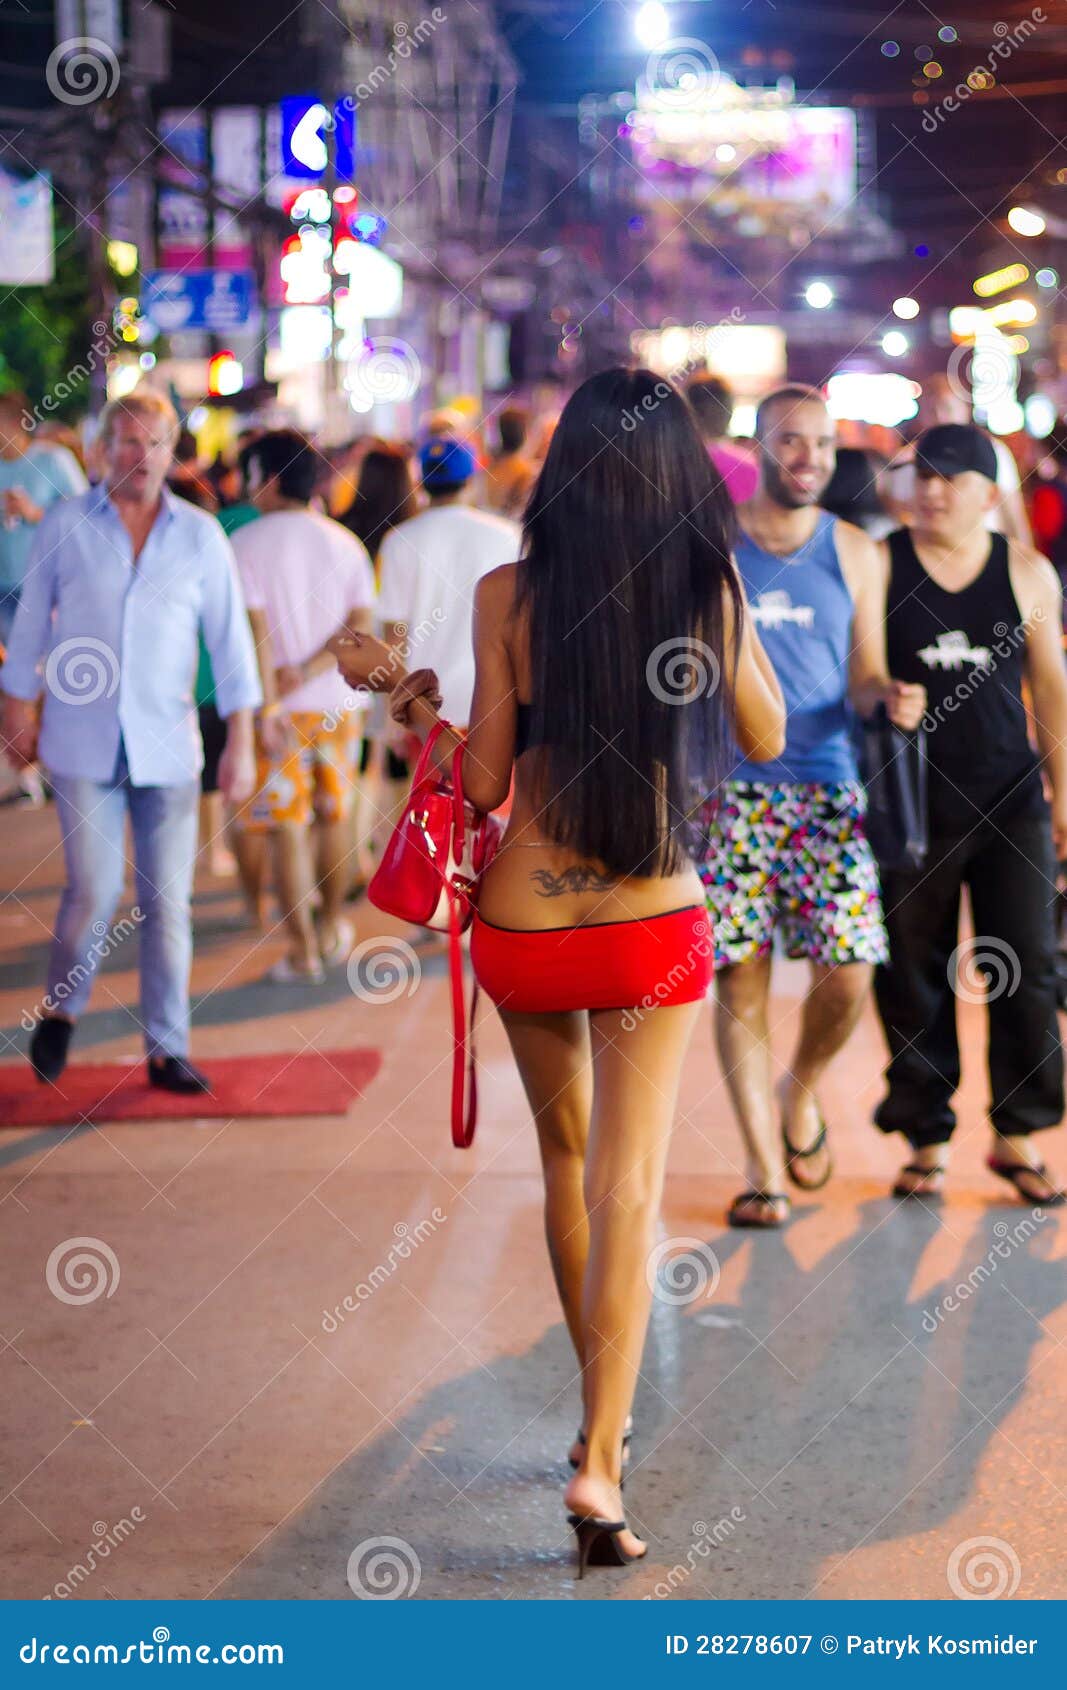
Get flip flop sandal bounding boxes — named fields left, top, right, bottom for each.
left=891, top=1162, right=946, bottom=1200
left=727, top=1190, right=792, bottom=1229
left=987, top=1156, right=1067, bottom=1206
left=782, top=1115, right=834, bottom=1192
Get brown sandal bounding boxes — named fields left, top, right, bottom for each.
left=728, top=1190, right=792, bottom=1229
left=892, top=1162, right=946, bottom=1200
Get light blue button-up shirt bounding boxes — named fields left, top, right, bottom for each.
left=2, top=484, right=262, bottom=786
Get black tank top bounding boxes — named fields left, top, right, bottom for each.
left=885, top=528, right=1044, bottom=834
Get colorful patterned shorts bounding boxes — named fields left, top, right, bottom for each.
left=696, top=779, right=888, bottom=969
left=244, top=711, right=359, bottom=831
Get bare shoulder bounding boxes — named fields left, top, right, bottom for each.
left=473, top=561, right=524, bottom=632
left=1008, top=541, right=1061, bottom=620
left=832, top=515, right=885, bottom=595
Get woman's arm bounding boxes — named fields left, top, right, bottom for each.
left=724, top=580, right=787, bottom=762
left=328, top=565, right=519, bottom=811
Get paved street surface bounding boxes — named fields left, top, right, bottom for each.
left=2, top=802, right=1065, bottom=1602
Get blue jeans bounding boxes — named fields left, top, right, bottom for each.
left=46, top=743, right=199, bottom=1057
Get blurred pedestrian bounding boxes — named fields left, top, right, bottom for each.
left=1, top=390, right=260, bottom=1091
left=483, top=404, right=535, bottom=519
left=231, top=430, right=376, bottom=982
left=167, top=429, right=218, bottom=513
left=0, top=390, right=87, bottom=645
left=376, top=437, right=521, bottom=726
left=886, top=375, right=1032, bottom=544
left=874, top=423, right=1066, bottom=1204
left=340, top=440, right=418, bottom=559
left=686, top=373, right=759, bottom=505
left=696, top=385, right=924, bottom=1227
left=339, top=441, right=420, bottom=888
left=822, top=446, right=895, bottom=540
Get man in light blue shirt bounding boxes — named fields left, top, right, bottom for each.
left=2, top=390, right=262, bottom=1092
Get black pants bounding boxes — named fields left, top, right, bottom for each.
left=874, top=809, right=1064, bottom=1148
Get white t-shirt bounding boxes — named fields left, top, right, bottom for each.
left=232, top=509, right=375, bottom=716
left=376, top=503, right=521, bottom=724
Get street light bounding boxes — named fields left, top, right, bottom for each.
left=892, top=297, right=920, bottom=319
left=1007, top=206, right=1046, bottom=237
left=882, top=331, right=909, bottom=357
left=635, top=3, right=670, bottom=48
left=805, top=281, right=834, bottom=309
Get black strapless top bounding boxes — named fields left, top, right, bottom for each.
left=515, top=701, right=547, bottom=756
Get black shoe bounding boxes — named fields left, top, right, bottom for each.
left=30, top=1016, right=74, bottom=1083
left=148, top=1056, right=211, bottom=1095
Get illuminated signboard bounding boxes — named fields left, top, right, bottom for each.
left=628, top=75, right=856, bottom=223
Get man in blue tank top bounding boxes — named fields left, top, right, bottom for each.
left=873, top=423, right=1066, bottom=1206
left=697, top=385, right=926, bottom=1227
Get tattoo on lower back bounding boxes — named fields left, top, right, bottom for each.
left=530, top=864, right=617, bottom=897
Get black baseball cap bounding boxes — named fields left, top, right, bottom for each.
left=914, top=423, right=998, bottom=483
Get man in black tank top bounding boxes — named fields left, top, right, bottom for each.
left=874, top=424, right=1067, bottom=1205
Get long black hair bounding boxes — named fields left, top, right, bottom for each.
left=342, top=442, right=418, bottom=557
left=518, top=366, right=740, bottom=878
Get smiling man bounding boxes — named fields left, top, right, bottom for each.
left=697, top=384, right=925, bottom=1227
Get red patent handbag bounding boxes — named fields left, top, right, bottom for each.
left=368, top=721, right=503, bottom=1147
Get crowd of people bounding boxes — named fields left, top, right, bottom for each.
left=2, top=365, right=1066, bottom=1574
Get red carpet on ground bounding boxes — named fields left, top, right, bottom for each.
left=0, top=1049, right=382, bottom=1127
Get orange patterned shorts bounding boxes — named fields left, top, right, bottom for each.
left=245, top=711, right=359, bottom=831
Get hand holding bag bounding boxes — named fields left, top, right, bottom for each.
left=368, top=721, right=503, bottom=1146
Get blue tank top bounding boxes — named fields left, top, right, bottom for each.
left=731, top=510, right=858, bottom=786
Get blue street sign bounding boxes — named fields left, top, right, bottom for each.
left=143, top=270, right=257, bottom=332
left=280, top=94, right=355, bottom=181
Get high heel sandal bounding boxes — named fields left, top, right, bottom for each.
left=568, top=1418, right=633, bottom=1472
left=568, top=1513, right=646, bottom=1578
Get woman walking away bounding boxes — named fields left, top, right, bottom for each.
left=332, top=368, right=784, bottom=1577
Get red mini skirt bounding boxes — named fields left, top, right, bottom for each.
left=470, top=904, right=713, bottom=1015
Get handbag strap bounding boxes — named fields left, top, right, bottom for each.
left=447, top=888, right=479, bottom=1148
left=410, top=718, right=450, bottom=787
left=450, top=743, right=467, bottom=854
